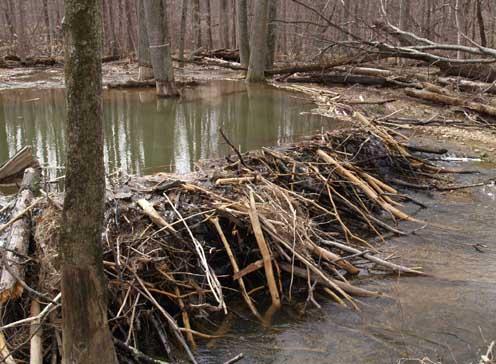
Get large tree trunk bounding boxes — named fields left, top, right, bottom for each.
left=60, top=1, right=118, bottom=363
left=178, top=0, right=188, bottom=68
left=137, top=0, right=153, bottom=80
left=246, top=0, right=269, bottom=82
left=265, top=0, right=277, bottom=69
left=143, top=0, right=179, bottom=97
left=237, top=0, right=250, bottom=67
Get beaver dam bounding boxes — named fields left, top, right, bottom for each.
left=0, top=83, right=472, bottom=364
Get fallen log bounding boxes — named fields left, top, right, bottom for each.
left=405, top=87, right=496, bottom=117
left=106, top=79, right=199, bottom=89
left=0, top=167, right=39, bottom=303
left=0, top=146, right=39, bottom=184
left=438, top=77, right=496, bottom=95
left=286, top=73, right=389, bottom=86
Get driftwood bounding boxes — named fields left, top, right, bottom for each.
left=405, top=87, right=496, bottom=117
left=0, top=55, right=122, bottom=69
left=0, top=167, right=39, bottom=303
left=0, top=146, right=38, bottom=184
left=198, top=48, right=240, bottom=62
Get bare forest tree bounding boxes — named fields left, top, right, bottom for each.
left=143, top=0, right=179, bottom=97
left=2, top=0, right=496, bottom=66
left=59, top=0, right=118, bottom=362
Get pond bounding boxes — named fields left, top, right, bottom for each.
left=196, top=161, right=496, bottom=364
left=0, top=81, right=334, bottom=180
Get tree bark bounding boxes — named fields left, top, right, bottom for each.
left=265, top=0, right=277, bottom=69
left=219, top=0, right=230, bottom=48
left=476, top=0, right=487, bottom=47
left=137, top=0, right=153, bottom=80
left=246, top=0, right=269, bottom=82
left=237, top=0, right=250, bottom=67
left=60, top=1, right=118, bottom=363
left=178, top=0, right=188, bottom=68
left=192, top=0, right=201, bottom=49
left=143, top=0, right=179, bottom=97
left=205, top=0, right=214, bottom=49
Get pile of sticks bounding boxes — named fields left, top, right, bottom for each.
left=0, top=111, right=449, bottom=363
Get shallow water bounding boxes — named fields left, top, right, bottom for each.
left=0, top=81, right=334, bottom=179
left=197, top=163, right=496, bottom=364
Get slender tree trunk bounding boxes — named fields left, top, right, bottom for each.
left=60, top=0, right=118, bottom=363
left=143, top=0, right=179, bottom=97
left=124, top=0, right=136, bottom=55
left=265, top=0, right=277, bottom=69
left=476, top=0, right=487, bottom=46
left=105, top=0, right=119, bottom=57
left=178, top=0, right=188, bottom=68
left=454, top=0, right=462, bottom=59
left=42, top=0, right=53, bottom=55
left=17, top=0, right=28, bottom=61
left=192, top=0, right=201, bottom=49
left=219, top=0, right=230, bottom=48
left=137, top=0, right=153, bottom=80
left=205, top=0, right=214, bottom=49
left=237, top=0, right=250, bottom=67
left=246, top=0, right=269, bottom=82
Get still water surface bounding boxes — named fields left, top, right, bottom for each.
left=0, top=81, right=332, bottom=178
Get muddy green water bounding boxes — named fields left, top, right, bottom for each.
left=0, top=81, right=332, bottom=179
left=197, top=163, right=496, bottom=364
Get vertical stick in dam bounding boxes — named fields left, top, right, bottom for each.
left=59, top=0, right=118, bottom=362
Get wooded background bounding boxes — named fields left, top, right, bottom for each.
left=1, top=0, right=494, bottom=61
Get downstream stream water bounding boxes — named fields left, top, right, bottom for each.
left=1, top=80, right=495, bottom=363
left=197, top=162, right=496, bottom=364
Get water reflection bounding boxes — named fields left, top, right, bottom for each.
left=0, top=81, right=334, bottom=179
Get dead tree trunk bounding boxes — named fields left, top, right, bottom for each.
left=137, top=0, right=153, bottom=80
left=246, top=0, right=269, bottom=82
left=237, top=0, right=250, bottom=67
left=0, top=167, right=39, bottom=303
left=143, top=0, right=179, bottom=97
left=60, top=0, right=118, bottom=362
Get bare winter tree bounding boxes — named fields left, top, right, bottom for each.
left=237, top=0, right=250, bottom=67
left=247, top=0, right=270, bottom=82
left=59, top=0, right=118, bottom=362
left=143, top=0, right=179, bottom=97
left=137, top=0, right=153, bottom=80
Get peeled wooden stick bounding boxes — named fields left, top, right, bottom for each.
left=0, top=330, right=16, bottom=364
left=175, top=287, right=196, bottom=350
left=137, top=199, right=176, bottom=232
left=29, top=300, right=43, bottom=364
left=317, top=150, right=417, bottom=222
left=211, top=218, right=264, bottom=322
left=307, top=242, right=360, bottom=275
left=248, top=192, right=281, bottom=308
left=320, top=239, right=427, bottom=275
